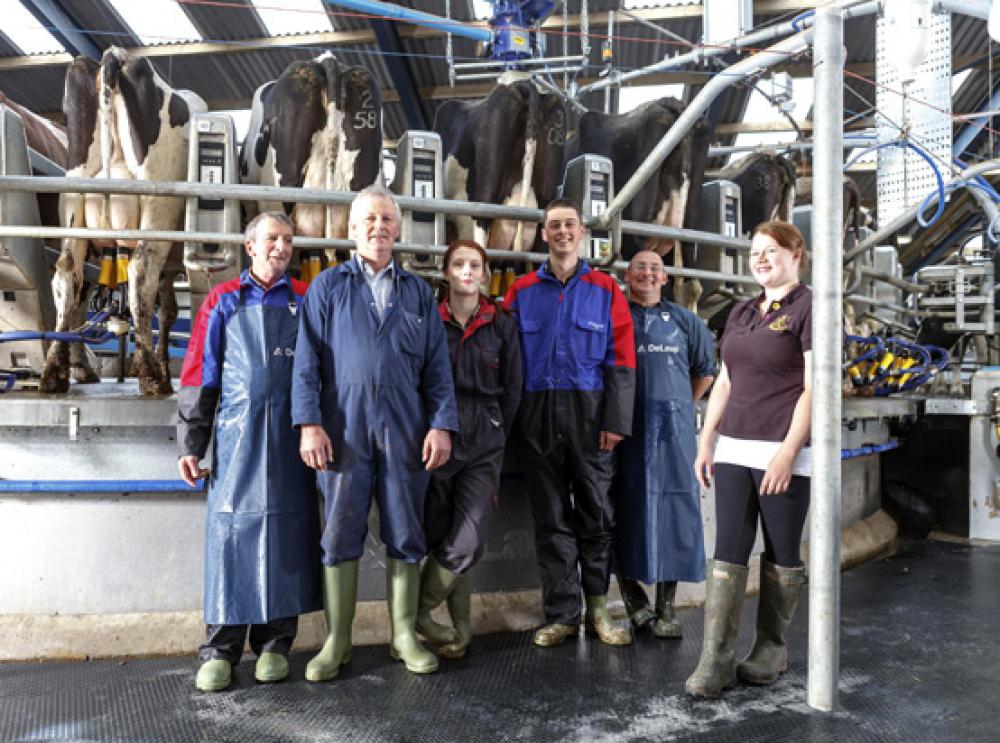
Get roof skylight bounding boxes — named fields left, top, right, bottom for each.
left=728, top=77, right=814, bottom=164
left=252, top=0, right=334, bottom=36
left=0, top=0, right=66, bottom=54
left=108, top=0, right=202, bottom=45
left=618, top=84, right=685, bottom=113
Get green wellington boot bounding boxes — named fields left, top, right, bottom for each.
left=684, top=560, right=749, bottom=699
left=305, top=560, right=359, bottom=682
left=416, top=556, right=459, bottom=645
left=652, top=581, right=683, bottom=639
left=387, top=558, right=439, bottom=674
left=439, top=572, right=472, bottom=660
left=254, top=652, right=288, bottom=683
left=737, top=560, right=807, bottom=685
left=584, top=594, right=632, bottom=646
left=619, top=578, right=656, bottom=630
left=195, top=658, right=232, bottom=692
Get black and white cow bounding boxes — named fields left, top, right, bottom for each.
left=575, top=97, right=712, bottom=308
left=434, top=73, right=569, bottom=251
left=239, top=52, right=383, bottom=252
left=718, top=149, right=797, bottom=235
left=39, top=48, right=206, bottom=395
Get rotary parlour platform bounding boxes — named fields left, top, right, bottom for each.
left=0, top=538, right=995, bottom=742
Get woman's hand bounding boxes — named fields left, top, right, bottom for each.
left=694, top=444, right=715, bottom=490
left=760, top=448, right=795, bottom=495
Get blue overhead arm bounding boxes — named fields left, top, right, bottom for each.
left=321, top=0, right=493, bottom=42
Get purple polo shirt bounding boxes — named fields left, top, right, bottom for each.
left=718, top=283, right=812, bottom=442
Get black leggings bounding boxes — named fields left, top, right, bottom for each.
left=713, top=463, right=810, bottom=568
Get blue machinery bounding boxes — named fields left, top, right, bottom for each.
left=321, top=0, right=557, bottom=62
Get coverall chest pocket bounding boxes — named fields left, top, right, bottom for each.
left=575, top=317, right=607, bottom=361
left=393, top=310, right=426, bottom=357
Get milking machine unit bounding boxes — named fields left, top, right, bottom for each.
left=389, top=130, right=444, bottom=271
left=558, top=154, right=616, bottom=265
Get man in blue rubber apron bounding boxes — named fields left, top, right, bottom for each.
left=293, top=185, right=458, bottom=679
left=612, top=249, right=715, bottom=639
left=177, top=211, right=322, bottom=692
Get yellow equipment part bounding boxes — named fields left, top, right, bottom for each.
left=98, top=247, right=116, bottom=288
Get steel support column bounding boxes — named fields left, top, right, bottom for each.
left=808, top=4, right=844, bottom=713
left=370, top=19, right=429, bottom=131
left=19, top=0, right=104, bottom=59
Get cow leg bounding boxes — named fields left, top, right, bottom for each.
left=39, top=236, right=90, bottom=393
left=155, top=268, right=179, bottom=379
left=68, top=288, right=101, bottom=384
left=128, top=240, right=173, bottom=395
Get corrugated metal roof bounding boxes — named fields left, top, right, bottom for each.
left=0, top=0, right=993, bottom=211
left=180, top=0, right=268, bottom=41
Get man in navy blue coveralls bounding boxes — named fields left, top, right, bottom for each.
left=293, top=185, right=458, bottom=679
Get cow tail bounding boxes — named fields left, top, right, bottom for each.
left=514, top=84, right=541, bottom=252
left=99, top=58, right=116, bottom=231
left=323, top=63, right=341, bottom=241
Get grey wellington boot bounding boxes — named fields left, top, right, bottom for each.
left=387, top=558, right=439, bottom=674
left=619, top=578, right=656, bottom=629
left=439, top=572, right=472, bottom=659
left=652, top=581, right=683, bottom=639
left=737, top=560, right=807, bottom=685
left=305, top=560, right=359, bottom=682
left=417, top=556, right=459, bottom=645
left=684, top=560, right=749, bottom=699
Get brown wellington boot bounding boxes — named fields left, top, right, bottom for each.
left=684, top=560, right=749, bottom=699
left=737, top=560, right=807, bottom=685
left=584, top=594, right=632, bottom=646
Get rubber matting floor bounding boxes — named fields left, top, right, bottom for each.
left=1, top=538, right=997, bottom=742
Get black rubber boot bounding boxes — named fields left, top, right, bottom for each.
left=652, top=581, right=683, bottom=639
left=417, top=557, right=459, bottom=645
left=684, top=560, right=749, bottom=699
left=619, top=578, right=656, bottom=629
left=305, top=561, right=358, bottom=682
left=737, top=560, right=806, bottom=685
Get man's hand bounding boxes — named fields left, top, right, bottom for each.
left=300, top=424, right=334, bottom=471
left=422, top=428, right=452, bottom=471
left=599, top=431, right=624, bottom=452
left=178, top=455, right=209, bottom=488
left=693, top=444, right=714, bottom=490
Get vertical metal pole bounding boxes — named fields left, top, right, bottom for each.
left=604, top=11, right=613, bottom=113
left=808, top=5, right=844, bottom=712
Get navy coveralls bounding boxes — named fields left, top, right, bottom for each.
left=292, top=258, right=458, bottom=565
left=424, top=297, right=522, bottom=574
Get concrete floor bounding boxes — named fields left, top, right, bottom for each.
left=0, top=538, right=996, bottom=742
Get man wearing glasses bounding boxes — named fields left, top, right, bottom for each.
left=503, top=199, right=636, bottom=647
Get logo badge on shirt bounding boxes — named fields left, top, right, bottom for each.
left=288, top=300, right=298, bottom=317
left=769, top=315, right=791, bottom=333
left=660, top=312, right=670, bottom=322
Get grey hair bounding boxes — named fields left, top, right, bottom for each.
left=349, top=184, right=401, bottom=225
left=245, top=211, right=293, bottom=243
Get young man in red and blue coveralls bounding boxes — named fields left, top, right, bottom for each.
left=503, top=199, right=636, bottom=648
left=177, top=212, right=322, bottom=692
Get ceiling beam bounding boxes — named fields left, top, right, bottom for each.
left=19, top=0, right=104, bottom=60
left=370, top=19, right=429, bottom=131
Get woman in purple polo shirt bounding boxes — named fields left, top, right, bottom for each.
left=685, top=220, right=812, bottom=700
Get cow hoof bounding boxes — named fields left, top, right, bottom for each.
left=70, top=364, right=101, bottom=384
left=38, top=370, right=70, bottom=394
